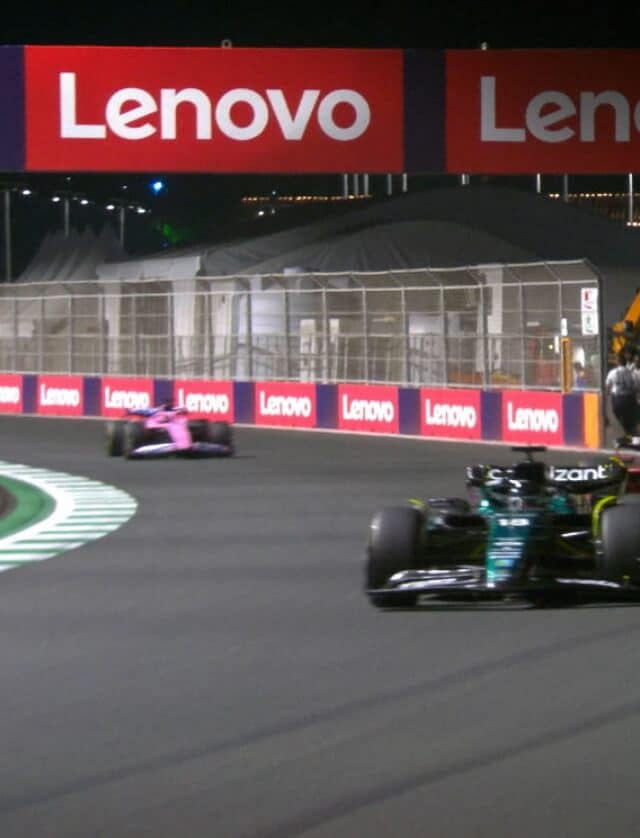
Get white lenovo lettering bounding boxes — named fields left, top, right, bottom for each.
left=342, top=395, right=394, bottom=422
left=104, top=386, right=150, bottom=410
left=259, top=391, right=312, bottom=417
left=60, top=73, right=370, bottom=143
left=0, top=385, right=20, bottom=404
left=177, top=388, right=229, bottom=415
left=507, top=403, right=559, bottom=433
left=481, top=75, right=638, bottom=144
left=40, top=384, right=80, bottom=407
left=424, top=399, right=477, bottom=428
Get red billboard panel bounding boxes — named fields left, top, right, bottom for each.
left=501, top=390, right=563, bottom=446
left=173, top=379, right=233, bottom=421
left=338, top=384, right=399, bottom=434
left=0, top=374, right=23, bottom=414
left=255, top=381, right=316, bottom=428
left=25, top=46, right=403, bottom=173
left=420, top=387, right=481, bottom=439
left=100, top=377, right=154, bottom=417
left=37, top=374, right=84, bottom=416
left=446, top=49, right=640, bottom=173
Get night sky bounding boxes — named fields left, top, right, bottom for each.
left=2, top=0, right=640, bottom=268
left=3, top=0, right=639, bottom=49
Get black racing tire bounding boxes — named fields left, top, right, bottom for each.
left=105, top=421, right=125, bottom=456
left=366, top=505, right=424, bottom=607
left=188, top=419, right=211, bottom=442
left=600, top=503, right=640, bottom=583
left=123, top=420, right=146, bottom=459
left=208, top=421, right=234, bottom=451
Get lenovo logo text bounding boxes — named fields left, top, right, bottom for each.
left=259, top=392, right=312, bottom=417
left=40, top=384, right=80, bottom=407
left=482, top=76, right=640, bottom=144
left=60, top=73, right=370, bottom=143
left=342, top=396, right=394, bottom=422
left=0, top=386, right=20, bottom=404
left=424, top=399, right=477, bottom=428
left=177, top=389, right=230, bottom=415
left=507, top=403, right=559, bottom=432
left=104, top=387, right=150, bottom=410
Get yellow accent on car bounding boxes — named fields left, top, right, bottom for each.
left=591, top=495, right=617, bottom=538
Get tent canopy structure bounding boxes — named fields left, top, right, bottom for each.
left=16, top=183, right=640, bottom=329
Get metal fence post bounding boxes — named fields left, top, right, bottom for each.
left=361, top=285, right=369, bottom=383
left=321, top=286, right=329, bottom=383
left=400, top=285, right=410, bottom=385
left=68, top=295, right=73, bottom=373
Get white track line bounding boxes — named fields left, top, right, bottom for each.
left=0, top=461, right=138, bottom=571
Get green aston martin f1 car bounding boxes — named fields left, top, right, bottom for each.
left=365, top=446, right=640, bottom=608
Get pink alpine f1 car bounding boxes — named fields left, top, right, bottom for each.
left=106, top=403, right=234, bottom=459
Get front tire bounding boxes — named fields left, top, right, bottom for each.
left=366, top=506, right=424, bottom=607
left=188, top=419, right=210, bottom=442
left=105, top=421, right=125, bottom=456
left=600, top=503, right=640, bottom=583
left=208, top=421, right=234, bottom=453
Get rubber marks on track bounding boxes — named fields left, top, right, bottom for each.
left=0, top=460, right=137, bottom=572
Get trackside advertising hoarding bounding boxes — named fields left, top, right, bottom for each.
left=420, top=387, right=482, bottom=440
left=0, top=375, right=596, bottom=446
left=24, top=46, right=404, bottom=173
left=173, top=379, right=233, bottom=420
left=100, top=376, right=154, bottom=417
left=0, top=374, right=23, bottom=413
left=37, top=374, right=84, bottom=416
left=501, top=390, right=564, bottom=446
left=254, top=381, right=316, bottom=428
left=338, top=384, right=399, bottom=434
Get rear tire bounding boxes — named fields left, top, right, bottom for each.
left=600, top=503, right=640, bottom=583
left=366, top=506, right=424, bottom=607
left=105, top=421, right=125, bottom=456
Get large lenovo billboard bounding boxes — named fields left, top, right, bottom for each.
left=0, top=46, right=635, bottom=174
left=24, top=46, right=404, bottom=173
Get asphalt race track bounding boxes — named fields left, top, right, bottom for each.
left=0, top=417, right=639, bottom=838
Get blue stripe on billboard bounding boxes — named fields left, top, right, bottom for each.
left=481, top=390, right=502, bottom=440
left=399, top=387, right=420, bottom=435
left=403, top=49, right=446, bottom=173
left=0, top=47, right=25, bottom=171
left=233, top=381, right=254, bottom=423
left=316, top=384, right=337, bottom=428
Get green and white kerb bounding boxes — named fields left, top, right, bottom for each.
left=0, top=460, right=137, bottom=571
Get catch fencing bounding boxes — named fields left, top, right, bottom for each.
left=0, top=259, right=603, bottom=391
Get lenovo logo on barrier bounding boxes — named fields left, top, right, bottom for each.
left=100, top=377, right=154, bottom=418
left=38, top=375, right=84, bottom=416
left=255, top=382, right=316, bottom=428
left=0, top=374, right=23, bottom=413
left=174, top=380, right=233, bottom=420
left=338, top=384, right=398, bottom=433
left=502, top=391, right=563, bottom=445
left=26, top=47, right=403, bottom=172
left=421, top=388, right=481, bottom=439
